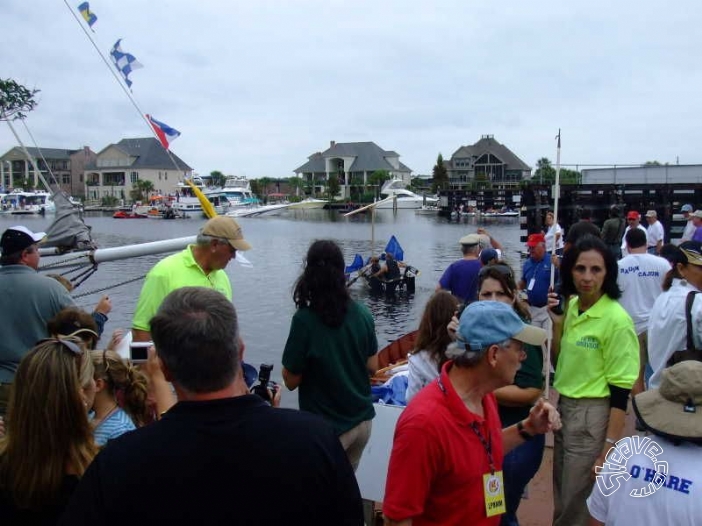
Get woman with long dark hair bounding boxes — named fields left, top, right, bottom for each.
left=282, top=240, right=378, bottom=470
left=0, top=338, right=98, bottom=524
left=548, top=235, right=639, bottom=526
left=405, top=291, right=459, bottom=402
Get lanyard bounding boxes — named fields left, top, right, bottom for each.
left=438, top=376, right=496, bottom=474
left=470, top=422, right=496, bottom=474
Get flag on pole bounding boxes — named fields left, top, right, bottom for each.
left=77, top=2, right=97, bottom=28
left=146, top=114, right=181, bottom=149
left=110, top=39, right=143, bottom=89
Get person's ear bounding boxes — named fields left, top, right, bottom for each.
left=95, top=378, right=107, bottom=393
left=238, top=337, right=246, bottom=361
left=487, top=344, right=500, bottom=367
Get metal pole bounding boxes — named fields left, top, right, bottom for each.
left=545, top=129, right=562, bottom=399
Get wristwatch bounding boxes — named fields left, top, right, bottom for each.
left=517, top=420, right=534, bottom=441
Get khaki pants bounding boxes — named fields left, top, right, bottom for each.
left=339, top=419, right=372, bottom=472
left=553, top=396, right=609, bottom=526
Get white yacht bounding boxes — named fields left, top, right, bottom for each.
left=221, top=176, right=259, bottom=208
left=0, top=190, right=51, bottom=215
left=374, top=178, right=438, bottom=209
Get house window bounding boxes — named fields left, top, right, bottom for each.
left=80, top=174, right=84, bottom=182
left=159, top=172, right=162, bottom=180
left=130, top=172, right=139, bottom=183
left=62, top=174, right=70, bottom=185
left=165, top=173, right=168, bottom=180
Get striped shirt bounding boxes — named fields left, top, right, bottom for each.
left=92, top=407, right=136, bottom=446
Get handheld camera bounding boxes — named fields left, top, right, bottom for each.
left=129, top=341, right=152, bottom=364
left=250, top=363, right=279, bottom=404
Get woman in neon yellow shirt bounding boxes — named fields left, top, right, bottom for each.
left=548, top=235, right=639, bottom=526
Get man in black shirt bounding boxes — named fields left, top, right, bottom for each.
left=59, top=287, right=363, bottom=526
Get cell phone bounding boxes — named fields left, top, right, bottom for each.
left=550, top=295, right=565, bottom=315
left=129, top=341, right=152, bottom=363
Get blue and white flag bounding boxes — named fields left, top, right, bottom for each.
left=77, top=2, right=97, bottom=28
left=110, top=39, right=143, bottom=89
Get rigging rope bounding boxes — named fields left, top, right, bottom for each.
left=72, top=273, right=147, bottom=299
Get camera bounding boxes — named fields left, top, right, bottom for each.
left=250, top=363, right=279, bottom=404
left=549, top=294, right=565, bottom=315
left=129, top=341, right=152, bottom=363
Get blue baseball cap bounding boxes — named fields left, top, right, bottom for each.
left=479, top=248, right=499, bottom=265
left=452, top=301, right=546, bottom=355
left=682, top=204, right=694, bottom=213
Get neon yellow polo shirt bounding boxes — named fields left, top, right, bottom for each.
left=132, top=246, right=232, bottom=331
left=554, top=294, right=638, bottom=398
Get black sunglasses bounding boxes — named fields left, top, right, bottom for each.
left=478, top=264, right=514, bottom=279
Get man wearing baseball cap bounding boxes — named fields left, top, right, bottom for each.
left=620, top=211, right=647, bottom=257
left=680, top=204, right=696, bottom=242
left=519, top=233, right=556, bottom=333
left=384, top=301, right=561, bottom=525
left=437, top=233, right=483, bottom=304
left=0, top=226, right=75, bottom=415
left=132, top=215, right=252, bottom=342
left=588, top=360, right=702, bottom=525
left=645, top=210, right=664, bottom=255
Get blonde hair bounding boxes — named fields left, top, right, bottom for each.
left=0, top=338, right=98, bottom=510
left=91, top=350, right=150, bottom=428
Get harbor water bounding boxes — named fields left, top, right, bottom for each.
left=0, top=209, right=523, bottom=407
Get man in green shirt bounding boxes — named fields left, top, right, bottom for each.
left=132, top=216, right=251, bottom=342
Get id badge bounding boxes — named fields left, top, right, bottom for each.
left=527, top=278, right=535, bottom=291
left=483, top=471, right=506, bottom=517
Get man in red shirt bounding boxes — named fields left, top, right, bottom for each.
left=383, top=301, right=561, bottom=526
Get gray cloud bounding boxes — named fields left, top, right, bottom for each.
left=1, top=0, right=701, bottom=180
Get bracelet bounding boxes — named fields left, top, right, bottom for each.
left=517, top=420, right=534, bottom=441
left=605, top=437, right=616, bottom=445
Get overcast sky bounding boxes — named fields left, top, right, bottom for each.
left=2, top=0, right=701, bottom=179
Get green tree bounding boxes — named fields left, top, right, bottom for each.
left=209, top=170, right=226, bottom=187
left=533, top=157, right=556, bottom=184
left=0, top=79, right=39, bottom=121
left=130, top=179, right=155, bottom=203
left=431, top=154, right=448, bottom=193
left=326, top=174, right=340, bottom=201
left=369, top=170, right=390, bottom=199
left=288, top=176, right=305, bottom=197
left=258, top=177, right=272, bottom=196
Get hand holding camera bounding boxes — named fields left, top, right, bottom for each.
left=548, top=291, right=565, bottom=317
left=251, top=363, right=281, bottom=406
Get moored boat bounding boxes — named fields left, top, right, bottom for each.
left=373, top=178, right=438, bottom=210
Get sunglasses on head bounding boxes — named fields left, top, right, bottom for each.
left=38, top=337, right=83, bottom=356
left=478, top=264, right=513, bottom=279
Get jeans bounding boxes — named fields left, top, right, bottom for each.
left=500, top=433, right=545, bottom=526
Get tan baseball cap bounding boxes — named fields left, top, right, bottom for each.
left=200, top=216, right=252, bottom=251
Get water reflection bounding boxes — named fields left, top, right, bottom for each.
left=0, top=209, right=523, bottom=400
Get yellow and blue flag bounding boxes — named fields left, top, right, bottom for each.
left=78, top=2, right=97, bottom=28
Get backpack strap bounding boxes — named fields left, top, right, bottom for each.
left=686, top=290, right=700, bottom=351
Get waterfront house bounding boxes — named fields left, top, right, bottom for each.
left=84, top=138, right=192, bottom=204
left=446, top=135, right=531, bottom=190
left=294, top=141, right=412, bottom=198
left=0, top=146, right=96, bottom=198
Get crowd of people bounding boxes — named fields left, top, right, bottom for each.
left=0, top=203, right=701, bottom=525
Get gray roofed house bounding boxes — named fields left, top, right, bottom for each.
left=294, top=141, right=412, bottom=198
left=83, top=137, right=192, bottom=204
left=0, top=145, right=97, bottom=198
left=446, top=135, right=531, bottom=190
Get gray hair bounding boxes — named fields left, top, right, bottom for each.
left=150, top=287, right=240, bottom=393
left=446, top=338, right=512, bottom=367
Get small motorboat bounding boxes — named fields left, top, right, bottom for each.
left=113, top=210, right=147, bottom=219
